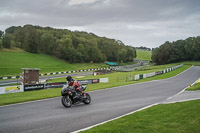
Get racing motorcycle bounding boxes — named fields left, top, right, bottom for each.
left=61, top=84, right=91, bottom=108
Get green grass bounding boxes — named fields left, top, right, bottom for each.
left=0, top=88, right=61, bottom=105
left=181, top=61, right=200, bottom=66
left=186, top=82, right=200, bottom=91
left=81, top=99, right=200, bottom=133
left=136, top=49, right=152, bottom=61
left=0, top=48, right=108, bottom=77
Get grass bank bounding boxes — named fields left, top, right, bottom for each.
left=136, top=50, right=152, bottom=61
left=81, top=99, right=200, bottom=133
left=181, top=61, right=200, bottom=66
left=0, top=64, right=190, bottom=106
left=0, top=49, right=108, bottom=77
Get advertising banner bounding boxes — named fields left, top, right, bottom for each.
left=155, top=71, right=163, bottom=75
left=45, top=82, right=66, bottom=89
left=78, top=80, right=93, bottom=85
left=0, top=87, right=5, bottom=94
left=143, top=74, right=147, bottom=78
left=24, top=84, right=44, bottom=91
left=100, top=78, right=109, bottom=83
left=92, top=79, right=100, bottom=84
left=0, top=85, right=23, bottom=94
left=135, top=75, right=140, bottom=80
left=78, top=79, right=100, bottom=85
left=139, top=74, right=143, bottom=79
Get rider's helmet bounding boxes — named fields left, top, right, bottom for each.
left=66, top=75, right=72, bottom=82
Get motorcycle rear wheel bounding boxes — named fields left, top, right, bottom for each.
left=83, top=93, right=91, bottom=104
left=61, top=96, right=72, bottom=108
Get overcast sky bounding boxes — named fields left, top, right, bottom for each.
left=1, top=0, right=200, bottom=48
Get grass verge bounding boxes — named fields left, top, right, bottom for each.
left=0, top=64, right=190, bottom=106
left=0, top=88, right=61, bottom=106
left=181, top=61, right=200, bottom=66
left=81, top=99, right=200, bottom=133
left=186, top=82, right=200, bottom=91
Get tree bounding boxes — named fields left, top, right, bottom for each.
left=24, top=26, right=39, bottom=53
left=157, top=42, right=172, bottom=64
left=2, top=34, right=11, bottom=48
left=152, top=36, right=200, bottom=65
left=0, top=30, right=3, bottom=38
left=77, top=44, right=89, bottom=62
left=151, top=48, right=159, bottom=64
left=5, top=26, right=19, bottom=34
left=119, top=48, right=127, bottom=62
left=0, top=39, right=2, bottom=49
left=1, top=24, right=139, bottom=63
left=39, top=33, right=56, bottom=54
left=126, top=47, right=135, bottom=61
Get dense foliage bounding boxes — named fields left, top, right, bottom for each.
left=0, top=25, right=136, bottom=63
left=152, top=37, right=200, bottom=64
left=0, top=30, right=3, bottom=49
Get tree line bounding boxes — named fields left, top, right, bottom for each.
left=0, top=25, right=136, bottom=63
left=135, top=46, right=151, bottom=51
left=152, top=37, right=200, bottom=65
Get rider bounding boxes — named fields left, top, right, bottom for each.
left=66, top=75, right=86, bottom=98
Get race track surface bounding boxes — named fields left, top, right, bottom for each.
left=0, top=66, right=200, bottom=133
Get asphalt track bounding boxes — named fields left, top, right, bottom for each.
left=0, top=66, right=200, bottom=133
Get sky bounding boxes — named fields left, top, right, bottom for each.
left=0, top=0, right=200, bottom=48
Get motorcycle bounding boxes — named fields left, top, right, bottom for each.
left=61, top=84, right=91, bottom=108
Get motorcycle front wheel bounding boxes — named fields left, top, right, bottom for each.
left=61, top=96, right=72, bottom=108
left=83, top=93, right=91, bottom=104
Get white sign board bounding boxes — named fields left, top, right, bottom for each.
left=100, top=78, right=109, bottom=83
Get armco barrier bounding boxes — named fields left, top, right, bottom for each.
left=134, top=64, right=183, bottom=81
